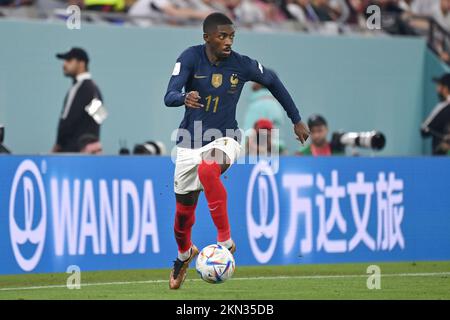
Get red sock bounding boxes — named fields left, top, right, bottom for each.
left=198, top=160, right=231, bottom=242
left=174, top=202, right=196, bottom=253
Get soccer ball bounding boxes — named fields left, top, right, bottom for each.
left=196, top=244, right=235, bottom=284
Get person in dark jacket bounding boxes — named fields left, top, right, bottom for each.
left=52, top=47, right=103, bottom=153
left=421, top=73, right=450, bottom=155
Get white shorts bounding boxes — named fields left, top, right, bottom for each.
left=174, top=137, right=241, bottom=194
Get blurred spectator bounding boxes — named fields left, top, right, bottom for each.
left=421, top=73, right=450, bottom=155
left=368, top=0, right=419, bottom=35
left=344, top=0, right=366, bottom=25
left=0, top=0, right=36, bottom=19
left=203, top=0, right=229, bottom=13
left=283, top=0, right=308, bottom=25
left=399, top=0, right=450, bottom=38
left=84, top=0, right=126, bottom=12
left=430, top=0, right=450, bottom=31
left=397, top=0, right=436, bottom=35
left=52, top=47, right=104, bottom=153
left=284, top=0, right=348, bottom=25
left=253, top=0, right=287, bottom=23
left=243, top=82, right=286, bottom=152
left=297, top=114, right=341, bottom=156
left=78, top=134, right=103, bottom=154
left=398, top=0, right=413, bottom=12
left=311, top=0, right=336, bottom=21
left=329, top=0, right=350, bottom=22
left=233, top=0, right=266, bottom=26
left=0, top=0, right=34, bottom=6
left=284, top=0, right=322, bottom=23
left=243, top=82, right=285, bottom=129
left=404, top=0, right=439, bottom=16
left=246, top=118, right=279, bottom=156
left=370, top=0, right=402, bottom=13
left=34, top=0, right=70, bottom=14
left=128, top=0, right=212, bottom=26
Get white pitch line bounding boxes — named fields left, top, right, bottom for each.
left=0, top=272, right=449, bottom=292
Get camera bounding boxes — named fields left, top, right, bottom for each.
left=133, top=141, right=166, bottom=155
left=119, top=140, right=167, bottom=155
left=331, top=131, right=386, bottom=152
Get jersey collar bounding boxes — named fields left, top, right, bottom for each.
left=202, top=44, right=229, bottom=67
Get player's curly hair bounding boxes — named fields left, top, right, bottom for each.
left=203, top=12, right=233, bottom=33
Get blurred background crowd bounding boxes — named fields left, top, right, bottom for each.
left=0, top=0, right=449, bottom=36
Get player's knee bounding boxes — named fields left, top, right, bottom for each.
left=198, top=160, right=220, bottom=183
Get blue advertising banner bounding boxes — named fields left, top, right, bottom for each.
left=0, top=156, right=449, bottom=275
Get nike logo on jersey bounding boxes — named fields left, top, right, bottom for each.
left=194, top=74, right=208, bottom=79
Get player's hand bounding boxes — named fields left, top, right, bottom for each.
left=294, top=121, right=310, bottom=144
left=184, top=91, right=204, bottom=109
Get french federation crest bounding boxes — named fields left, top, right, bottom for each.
left=230, top=74, right=239, bottom=88
left=211, top=73, right=223, bottom=88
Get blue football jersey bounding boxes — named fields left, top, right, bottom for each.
left=164, top=44, right=301, bottom=148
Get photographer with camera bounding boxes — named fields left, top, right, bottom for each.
left=297, top=114, right=386, bottom=156
left=297, top=114, right=342, bottom=156
left=421, top=73, right=450, bottom=155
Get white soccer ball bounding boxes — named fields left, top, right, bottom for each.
left=196, top=244, right=235, bottom=284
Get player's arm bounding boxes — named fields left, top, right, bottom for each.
left=164, top=49, right=203, bottom=108
left=244, top=57, right=309, bottom=143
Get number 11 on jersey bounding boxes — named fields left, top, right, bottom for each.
left=205, top=95, right=220, bottom=113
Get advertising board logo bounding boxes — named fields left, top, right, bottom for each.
left=246, top=161, right=279, bottom=264
left=9, top=160, right=47, bottom=271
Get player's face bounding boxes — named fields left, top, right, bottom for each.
left=208, top=25, right=235, bottom=59
left=310, top=125, right=328, bottom=147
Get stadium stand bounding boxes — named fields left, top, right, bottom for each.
left=2, top=1, right=450, bottom=66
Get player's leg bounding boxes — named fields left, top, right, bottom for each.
left=170, top=145, right=202, bottom=289
left=169, top=191, right=201, bottom=290
left=198, top=148, right=236, bottom=253
left=174, top=191, right=200, bottom=260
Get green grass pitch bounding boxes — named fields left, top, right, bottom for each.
left=0, top=261, right=449, bottom=300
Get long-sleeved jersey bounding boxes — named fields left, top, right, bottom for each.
left=164, top=44, right=302, bottom=148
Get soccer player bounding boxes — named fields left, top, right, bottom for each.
left=164, top=12, right=310, bottom=289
